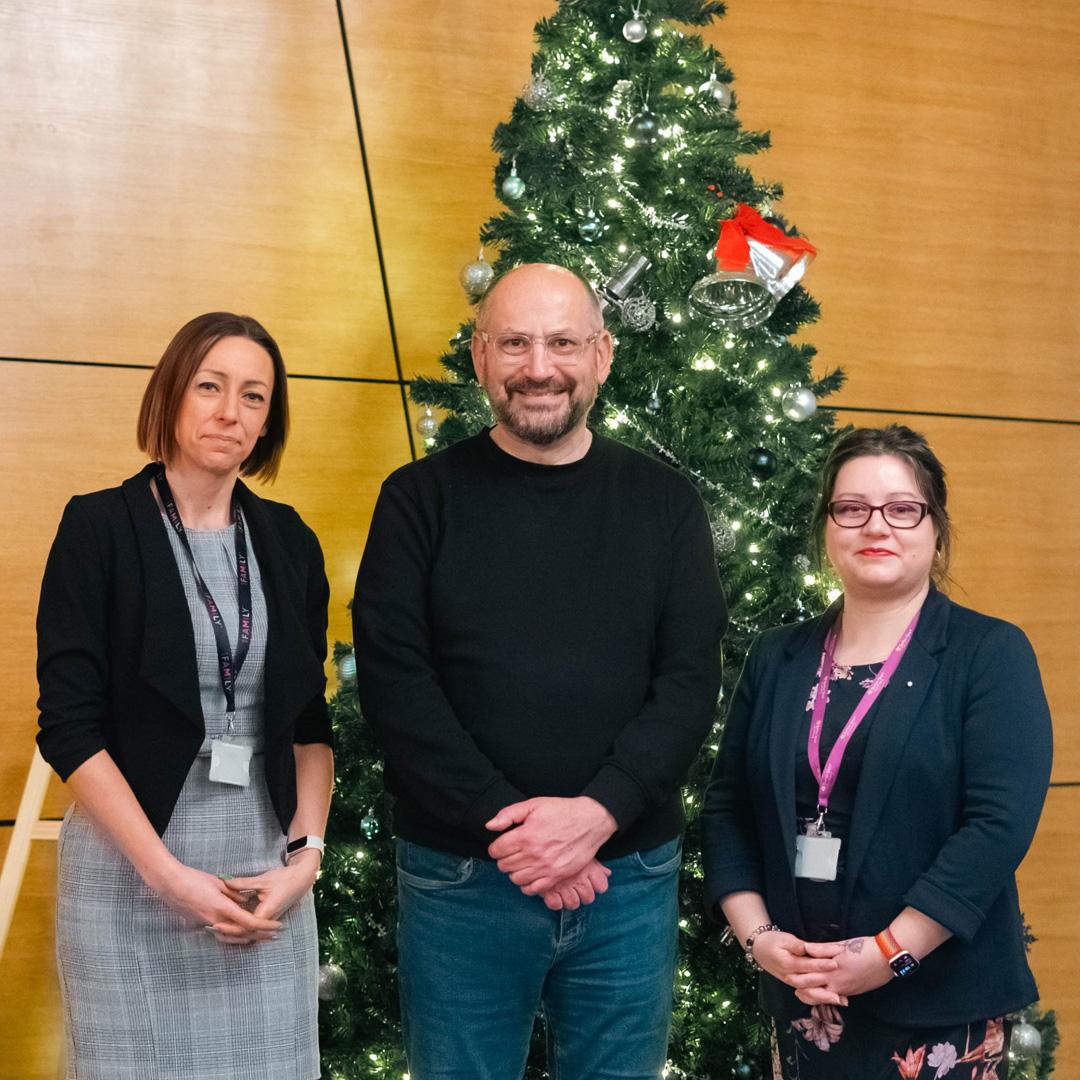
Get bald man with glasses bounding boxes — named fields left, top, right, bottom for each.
left=353, top=263, right=727, bottom=1078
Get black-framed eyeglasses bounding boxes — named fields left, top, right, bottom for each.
left=828, top=500, right=929, bottom=529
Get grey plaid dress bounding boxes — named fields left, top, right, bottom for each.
left=56, top=508, right=320, bottom=1079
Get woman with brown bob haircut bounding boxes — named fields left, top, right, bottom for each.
left=37, top=312, right=333, bottom=1079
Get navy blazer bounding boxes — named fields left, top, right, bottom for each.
left=701, top=585, right=1052, bottom=1027
left=36, top=462, right=332, bottom=836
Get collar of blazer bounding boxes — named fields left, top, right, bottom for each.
left=120, top=462, right=323, bottom=743
left=768, top=583, right=952, bottom=924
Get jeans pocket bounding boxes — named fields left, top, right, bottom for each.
left=396, top=840, right=477, bottom=890
left=631, top=836, right=683, bottom=875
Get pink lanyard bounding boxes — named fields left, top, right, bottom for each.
left=807, top=611, right=921, bottom=817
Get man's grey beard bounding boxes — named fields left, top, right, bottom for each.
left=490, top=383, right=596, bottom=446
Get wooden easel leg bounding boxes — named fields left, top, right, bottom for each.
left=0, top=747, right=55, bottom=959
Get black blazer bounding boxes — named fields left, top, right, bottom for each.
left=36, top=462, right=332, bottom=836
left=701, top=585, right=1052, bottom=1027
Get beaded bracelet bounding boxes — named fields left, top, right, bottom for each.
left=743, top=923, right=781, bottom=967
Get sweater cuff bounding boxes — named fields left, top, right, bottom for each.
left=902, top=877, right=985, bottom=944
left=581, top=764, right=648, bottom=834
left=461, top=776, right=529, bottom=839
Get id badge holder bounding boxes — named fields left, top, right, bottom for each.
left=209, top=730, right=253, bottom=787
left=794, top=816, right=840, bottom=882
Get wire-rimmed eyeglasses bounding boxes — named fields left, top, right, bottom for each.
left=828, top=500, right=929, bottom=529
left=474, top=329, right=602, bottom=363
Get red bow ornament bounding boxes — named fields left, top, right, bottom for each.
left=689, top=203, right=817, bottom=330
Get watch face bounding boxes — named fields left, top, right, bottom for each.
left=890, top=951, right=920, bottom=978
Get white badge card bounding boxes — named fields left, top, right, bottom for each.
left=794, top=833, right=841, bottom=882
left=209, top=738, right=253, bottom=787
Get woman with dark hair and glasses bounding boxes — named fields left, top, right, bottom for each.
left=36, top=313, right=333, bottom=1079
left=701, top=425, right=1052, bottom=1079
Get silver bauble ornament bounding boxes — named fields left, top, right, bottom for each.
left=698, top=73, right=732, bottom=109
left=1010, top=1021, right=1043, bottom=1060
left=360, top=812, right=379, bottom=840
left=793, top=554, right=811, bottom=573
left=620, top=294, right=657, bottom=332
left=417, top=407, right=439, bottom=438
left=645, top=391, right=662, bottom=414
left=337, top=652, right=356, bottom=683
left=709, top=514, right=737, bottom=557
left=318, top=962, right=347, bottom=1002
left=460, top=250, right=495, bottom=298
left=501, top=164, right=526, bottom=201
left=622, top=17, right=647, bottom=43
left=628, top=108, right=660, bottom=144
left=522, top=74, right=555, bottom=111
left=781, top=386, right=817, bottom=422
left=577, top=210, right=604, bottom=243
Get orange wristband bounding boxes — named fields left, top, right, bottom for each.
left=875, top=927, right=901, bottom=960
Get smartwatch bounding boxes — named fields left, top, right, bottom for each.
left=874, top=927, right=920, bottom=978
left=285, top=835, right=326, bottom=863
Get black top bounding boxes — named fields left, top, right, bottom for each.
left=700, top=586, right=1053, bottom=1027
left=352, top=429, right=727, bottom=859
left=795, top=663, right=880, bottom=937
left=36, top=463, right=332, bottom=835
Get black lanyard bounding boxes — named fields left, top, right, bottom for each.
left=155, top=470, right=252, bottom=717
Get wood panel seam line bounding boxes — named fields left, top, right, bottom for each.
left=830, top=405, right=1080, bottom=428
left=0, top=357, right=410, bottom=386
left=335, top=0, right=417, bottom=462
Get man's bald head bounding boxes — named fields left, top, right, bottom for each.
left=469, top=261, right=614, bottom=455
left=475, top=263, right=604, bottom=331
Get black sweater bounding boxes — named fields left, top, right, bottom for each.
left=352, top=429, right=727, bottom=859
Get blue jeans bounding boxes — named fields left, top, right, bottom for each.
left=395, top=836, right=682, bottom=1080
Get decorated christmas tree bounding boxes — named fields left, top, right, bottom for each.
left=315, top=2, right=1057, bottom=1077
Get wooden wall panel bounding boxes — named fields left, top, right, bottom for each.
left=843, top=411, right=1080, bottom=781
left=248, top=379, right=414, bottom=664
left=3, top=0, right=1077, bottom=1076
left=349, top=0, right=1080, bottom=417
left=343, top=0, right=542, bottom=379
left=0, top=363, right=148, bottom=821
left=1017, top=788, right=1080, bottom=1078
left=717, top=0, right=1080, bottom=420
left=0, top=831, right=62, bottom=1080
left=0, top=363, right=410, bottom=821
left=0, top=0, right=394, bottom=380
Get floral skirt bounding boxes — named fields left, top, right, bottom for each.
left=773, top=1006, right=1008, bottom=1080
